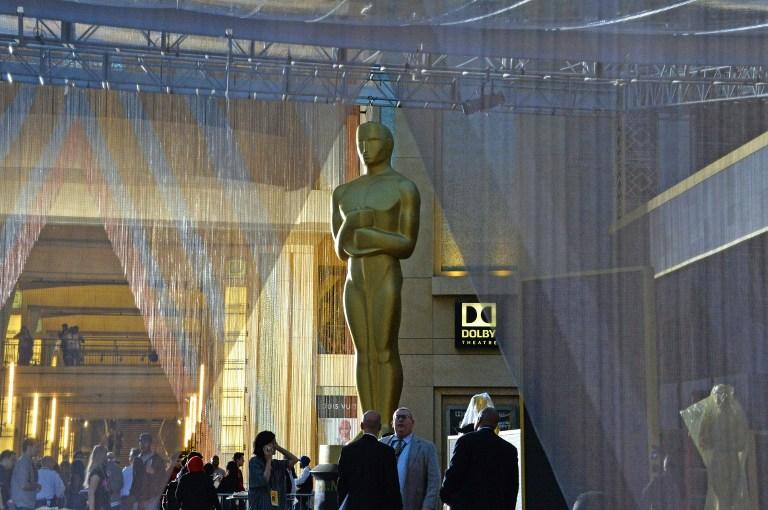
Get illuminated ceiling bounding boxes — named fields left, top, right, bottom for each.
left=1, top=1, right=768, bottom=111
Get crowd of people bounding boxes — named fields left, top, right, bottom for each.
left=335, top=406, right=518, bottom=510
left=0, top=433, right=314, bottom=510
left=0, top=437, right=147, bottom=510
left=0, top=439, right=81, bottom=510
left=224, top=405, right=515, bottom=510
left=0, top=406, right=517, bottom=510
left=163, top=438, right=312, bottom=510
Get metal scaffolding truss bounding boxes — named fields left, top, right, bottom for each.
left=0, top=11, right=767, bottom=113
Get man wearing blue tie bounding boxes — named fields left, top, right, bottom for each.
left=380, top=408, right=441, bottom=510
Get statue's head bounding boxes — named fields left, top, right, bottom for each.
left=712, top=384, right=734, bottom=408
left=471, top=392, right=491, bottom=411
left=357, top=121, right=394, bottom=167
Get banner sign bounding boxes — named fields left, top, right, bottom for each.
left=317, top=395, right=358, bottom=445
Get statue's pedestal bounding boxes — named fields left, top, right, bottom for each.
left=311, top=444, right=343, bottom=510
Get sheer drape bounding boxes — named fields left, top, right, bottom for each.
left=398, top=104, right=767, bottom=508
left=0, top=83, right=348, bottom=461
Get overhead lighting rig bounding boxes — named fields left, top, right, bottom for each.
left=0, top=13, right=767, bottom=112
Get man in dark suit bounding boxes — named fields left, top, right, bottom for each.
left=440, top=407, right=519, bottom=510
left=337, top=410, right=402, bottom=510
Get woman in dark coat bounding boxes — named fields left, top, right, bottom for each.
left=217, top=462, right=241, bottom=494
left=217, top=462, right=243, bottom=510
left=68, top=458, right=86, bottom=509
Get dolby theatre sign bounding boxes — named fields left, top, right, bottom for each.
left=455, top=299, right=499, bottom=349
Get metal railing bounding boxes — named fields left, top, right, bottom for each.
left=2, top=339, right=160, bottom=367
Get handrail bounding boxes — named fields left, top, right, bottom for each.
left=2, top=339, right=159, bottom=367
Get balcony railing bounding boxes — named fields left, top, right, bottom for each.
left=2, top=339, right=160, bottom=367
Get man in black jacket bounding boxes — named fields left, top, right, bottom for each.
left=337, top=411, right=402, bottom=510
left=440, top=407, right=519, bottom=510
left=175, top=457, right=219, bottom=510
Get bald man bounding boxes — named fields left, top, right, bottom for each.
left=337, top=411, right=402, bottom=510
left=440, top=407, right=519, bottom=510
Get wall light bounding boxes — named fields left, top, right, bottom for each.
left=62, top=416, right=70, bottom=453
left=47, top=397, right=57, bottom=445
left=5, top=362, right=14, bottom=424
left=31, top=393, right=39, bottom=438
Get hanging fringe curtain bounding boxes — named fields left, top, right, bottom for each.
left=0, top=84, right=350, bottom=462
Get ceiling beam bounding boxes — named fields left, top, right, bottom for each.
left=39, top=331, right=149, bottom=340
left=18, top=279, right=129, bottom=289
left=12, top=365, right=174, bottom=397
left=28, top=305, right=141, bottom=317
left=3, top=0, right=768, bottom=66
left=58, top=401, right=180, bottom=419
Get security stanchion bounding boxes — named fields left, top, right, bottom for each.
left=311, top=445, right=343, bottom=510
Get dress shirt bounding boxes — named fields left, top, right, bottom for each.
left=10, top=454, right=37, bottom=510
left=36, top=469, right=64, bottom=502
left=121, top=466, right=133, bottom=497
left=296, top=466, right=311, bottom=486
left=393, top=433, right=413, bottom=500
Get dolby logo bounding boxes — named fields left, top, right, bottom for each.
left=461, top=303, right=496, bottom=328
left=455, top=299, right=499, bottom=349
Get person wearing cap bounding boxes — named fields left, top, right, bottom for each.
left=175, top=457, right=219, bottom=510
left=294, top=457, right=312, bottom=510
left=130, top=434, right=165, bottom=510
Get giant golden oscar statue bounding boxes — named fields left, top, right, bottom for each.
left=332, top=121, right=420, bottom=434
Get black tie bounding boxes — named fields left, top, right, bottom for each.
left=394, top=439, right=405, bottom=458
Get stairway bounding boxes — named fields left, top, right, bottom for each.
left=112, top=419, right=166, bottom=465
